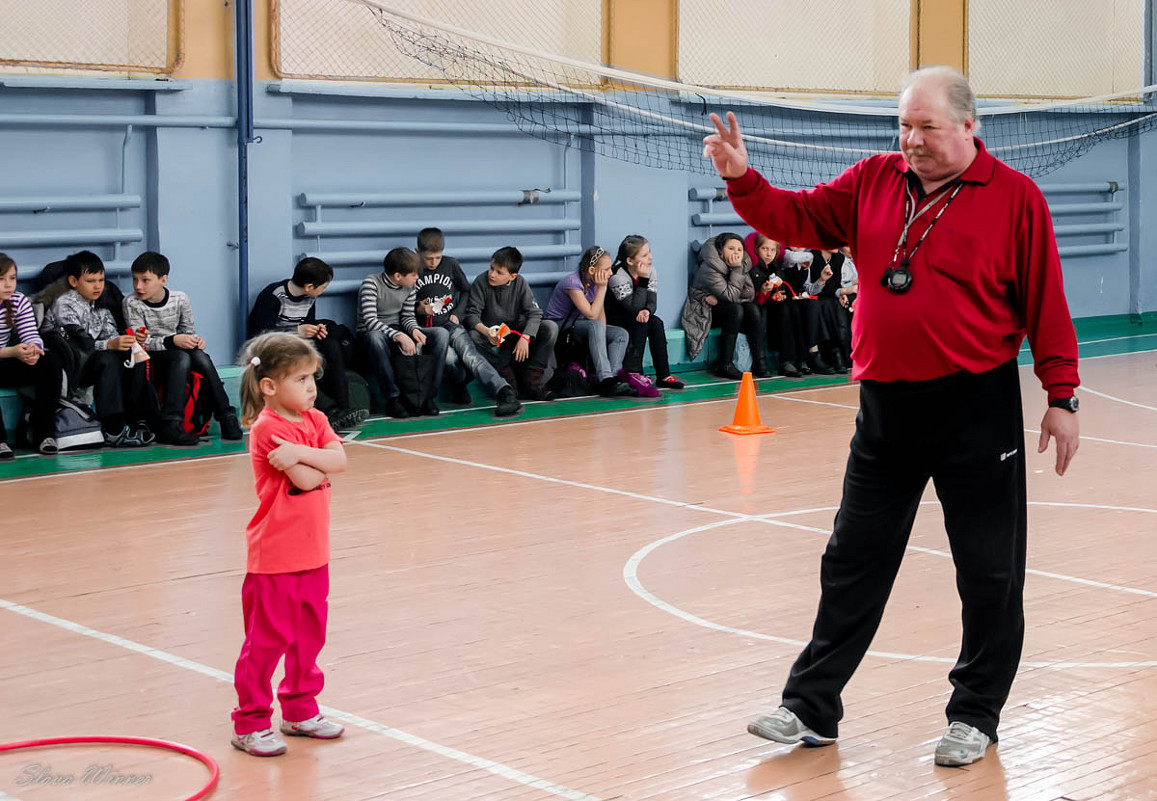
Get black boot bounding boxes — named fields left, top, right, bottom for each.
left=778, top=360, right=802, bottom=378
left=827, top=347, right=849, bottom=374
left=806, top=351, right=837, bottom=376
left=712, top=333, right=743, bottom=380
left=494, top=385, right=524, bottom=418
left=749, top=339, right=772, bottom=378
left=385, top=397, right=411, bottom=419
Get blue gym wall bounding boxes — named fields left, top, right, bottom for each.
left=1, top=76, right=1155, bottom=367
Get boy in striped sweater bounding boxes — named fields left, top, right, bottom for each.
left=123, top=251, right=243, bottom=443
left=357, top=247, right=449, bottom=418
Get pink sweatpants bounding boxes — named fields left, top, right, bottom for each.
left=231, top=565, right=329, bottom=735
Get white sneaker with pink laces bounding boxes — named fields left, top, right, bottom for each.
left=231, top=728, right=288, bottom=757
left=280, top=714, right=344, bottom=739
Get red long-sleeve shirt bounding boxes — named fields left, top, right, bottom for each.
left=727, top=138, right=1079, bottom=401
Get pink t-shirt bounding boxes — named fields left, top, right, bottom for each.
left=246, top=407, right=342, bottom=574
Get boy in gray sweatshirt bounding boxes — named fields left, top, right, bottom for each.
left=462, top=246, right=557, bottom=401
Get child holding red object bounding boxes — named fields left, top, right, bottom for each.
left=230, top=332, right=348, bottom=757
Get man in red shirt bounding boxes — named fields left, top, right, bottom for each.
left=704, top=66, right=1080, bottom=766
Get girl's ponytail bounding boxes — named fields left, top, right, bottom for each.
left=239, top=355, right=264, bottom=426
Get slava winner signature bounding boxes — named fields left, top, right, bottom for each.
left=15, top=762, right=153, bottom=787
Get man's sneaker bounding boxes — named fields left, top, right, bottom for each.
left=219, top=412, right=244, bottom=441
left=747, top=706, right=837, bottom=747
left=493, top=386, right=523, bottom=418
left=934, top=722, right=992, bottom=767
left=231, top=728, right=288, bottom=757
left=280, top=714, right=344, bottom=740
left=156, top=421, right=200, bottom=446
left=0, top=442, right=13, bottom=461
left=657, top=375, right=685, bottom=389
left=38, top=437, right=59, bottom=455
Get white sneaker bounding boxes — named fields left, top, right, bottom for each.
left=934, top=721, right=993, bottom=766
left=231, top=728, right=287, bottom=757
left=281, top=713, right=344, bottom=739
left=747, top=706, right=837, bottom=746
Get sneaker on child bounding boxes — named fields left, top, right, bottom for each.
left=280, top=714, right=344, bottom=740
left=104, top=425, right=148, bottom=448
left=231, top=728, right=288, bottom=757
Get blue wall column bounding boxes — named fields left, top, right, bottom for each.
left=152, top=82, right=239, bottom=363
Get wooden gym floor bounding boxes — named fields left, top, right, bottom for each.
left=1, top=337, right=1156, bottom=800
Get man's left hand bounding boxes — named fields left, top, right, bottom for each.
left=1038, top=407, right=1079, bottom=476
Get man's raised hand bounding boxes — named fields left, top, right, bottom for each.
left=702, top=112, right=749, bottom=180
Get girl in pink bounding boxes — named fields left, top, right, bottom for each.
left=231, top=332, right=348, bottom=757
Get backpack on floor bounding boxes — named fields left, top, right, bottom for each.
left=181, top=371, right=213, bottom=437
left=53, top=398, right=105, bottom=450
left=156, top=370, right=213, bottom=437
left=390, top=350, right=439, bottom=414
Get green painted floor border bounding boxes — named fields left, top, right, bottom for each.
left=3, top=320, right=1155, bottom=482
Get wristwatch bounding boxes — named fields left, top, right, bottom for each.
left=1048, top=395, right=1079, bottom=413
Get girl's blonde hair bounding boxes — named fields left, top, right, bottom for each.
left=237, top=332, right=323, bottom=425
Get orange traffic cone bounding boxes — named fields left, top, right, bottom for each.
left=719, top=372, right=775, bottom=436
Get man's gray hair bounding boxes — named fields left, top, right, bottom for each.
left=900, top=65, right=979, bottom=131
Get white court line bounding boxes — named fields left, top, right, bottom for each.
left=624, top=502, right=1157, bottom=669
left=757, top=503, right=1157, bottom=599
left=1024, top=428, right=1157, bottom=450
left=1082, top=346, right=1157, bottom=361
left=0, top=597, right=600, bottom=801
left=1019, top=332, right=1157, bottom=353
left=356, top=440, right=1157, bottom=621
left=1081, top=386, right=1157, bottom=413
left=0, top=451, right=249, bottom=485
left=767, top=394, right=859, bottom=411
left=354, top=440, right=748, bottom=519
